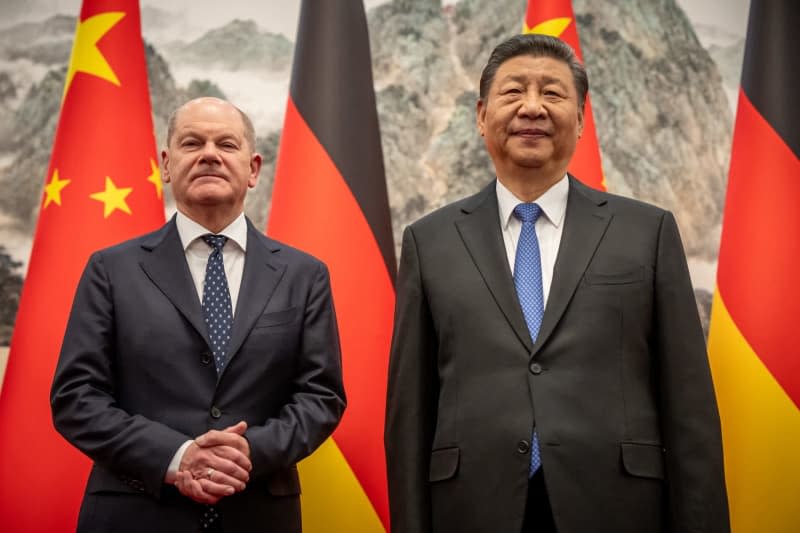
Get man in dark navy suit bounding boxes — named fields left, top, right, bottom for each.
left=52, top=97, right=345, bottom=532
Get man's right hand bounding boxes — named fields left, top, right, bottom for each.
left=175, top=421, right=252, bottom=504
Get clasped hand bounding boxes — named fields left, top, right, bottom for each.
left=174, top=420, right=252, bottom=504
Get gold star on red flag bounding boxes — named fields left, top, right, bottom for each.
left=89, top=176, right=133, bottom=217
left=146, top=158, right=162, bottom=199
left=523, top=17, right=571, bottom=36
left=64, top=11, right=126, bottom=99
left=43, top=169, right=71, bottom=208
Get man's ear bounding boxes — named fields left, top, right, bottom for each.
left=476, top=99, right=486, bottom=137
left=248, top=153, right=263, bottom=189
left=577, top=108, right=585, bottom=139
left=161, top=150, right=171, bottom=182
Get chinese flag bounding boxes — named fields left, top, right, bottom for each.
left=523, top=0, right=606, bottom=190
left=267, top=1, right=395, bottom=531
left=707, top=1, right=800, bottom=531
left=0, top=0, right=165, bottom=529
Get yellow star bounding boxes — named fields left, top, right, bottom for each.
left=63, top=11, right=126, bottom=99
left=43, top=169, right=71, bottom=208
left=90, top=176, right=133, bottom=218
left=146, top=158, right=162, bottom=199
left=523, top=17, right=572, bottom=37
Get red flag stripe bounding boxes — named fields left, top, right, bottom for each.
left=0, top=1, right=164, bottom=529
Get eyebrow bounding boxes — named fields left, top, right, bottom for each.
left=176, top=130, right=241, bottom=142
left=499, top=74, right=568, bottom=88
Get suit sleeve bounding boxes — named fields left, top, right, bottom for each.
left=50, top=252, right=189, bottom=497
left=385, top=226, right=438, bottom=533
left=654, top=212, right=730, bottom=533
left=244, top=262, right=346, bottom=478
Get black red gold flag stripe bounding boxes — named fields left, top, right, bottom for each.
left=267, top=1, right=395, bottom=530
left=707, top=1, right=800, bottom=531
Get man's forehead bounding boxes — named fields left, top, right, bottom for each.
left=173, top=109, right=246, bottom=138
left=494, top=55, right=574, bottom=83
left=174, top=119, right=243, bottom=135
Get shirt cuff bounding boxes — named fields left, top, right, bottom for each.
left=164, top=440, right=193, bottom=484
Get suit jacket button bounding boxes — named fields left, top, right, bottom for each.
left=210, top=406, right=222, bottom=419
left=517, top=440, right=530, bottom=454
left=529, top=362, right=543, bottom=374
left=201, top=351, right=212, bottom=365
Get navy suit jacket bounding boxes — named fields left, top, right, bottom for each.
left=52, top=216, right=345, bottom=533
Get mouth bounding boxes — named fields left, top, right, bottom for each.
left=513, top=128, right=550, bottom=138
left=191, top=172, right=228, bottom=182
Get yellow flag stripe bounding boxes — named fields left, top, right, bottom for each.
left=298, top=438, right=385, bottom=532
left=708, top=290, right=800, bottom=533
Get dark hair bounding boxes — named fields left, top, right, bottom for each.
left=479, top=34, right=588, bottom=111
left=166, top=98, right=256, bottom=150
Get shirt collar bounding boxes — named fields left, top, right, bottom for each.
left=496, top=174, right=569, bottom=229
left=175, top=211, right=248, bottom=252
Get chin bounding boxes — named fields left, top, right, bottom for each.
left=190, top=191, right=233, bottom=206
left=511, top=155, right=549, bottom=168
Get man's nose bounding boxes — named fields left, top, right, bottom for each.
left=199, top=141, right=221, bottom=162
left=518, top=91, right=546, bottom=118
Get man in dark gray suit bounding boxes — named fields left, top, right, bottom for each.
left=385, top=34, right=728, bottom=533
left=51, top=97, right=345, bottom=532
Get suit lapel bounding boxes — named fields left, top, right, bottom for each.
left=532, top=177, right=612, bottom=357
left=222, top=219, right=286, bottom=374
left=456, top=182, right=533, bottom=352
left=139, top=218, right=210, bottom=345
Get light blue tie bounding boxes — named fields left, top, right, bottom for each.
left=202, top=234, right=233, bottom=374
left=513, top=203, right=544, bottom=477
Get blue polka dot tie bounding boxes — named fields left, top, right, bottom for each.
left=201, top=505, right=221, bottom=532
left=202, top=234, right=233, bottom=375
left=513, top=203, right=544, bottom=477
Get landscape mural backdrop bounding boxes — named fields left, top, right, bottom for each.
left=0, top=0, right=750, bottom=373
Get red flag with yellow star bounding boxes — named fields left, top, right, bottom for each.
left=523, top=0, right=606, bottom=190
left=707, top=1, right=800, bottom=531
left=0, top=0, right=164, bottom=529
left=267, top=1, right=394, bottom=531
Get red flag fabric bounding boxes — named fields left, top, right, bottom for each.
left=523, top=0, right=606, bottom=190
left=707, top=1, right=800, bottom=531
left=0, top=0, right=165, bottom=529
left=267, top=1, right=395, bottom=531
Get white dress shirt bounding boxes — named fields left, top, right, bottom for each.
left=496, top=175, right=569, bottom=308
left=166, top=211, right=249, bottom=479
left=175, top=211, right=248, bottom=316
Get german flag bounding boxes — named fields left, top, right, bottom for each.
left=707, top=1, right=800, bottom=531
left=0, top=0, right=164, bottom=529
left=267, top=1, right=395, bottom=531
left=523, top=0, right=606, bottom=190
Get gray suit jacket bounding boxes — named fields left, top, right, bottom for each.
left=385, top=177, right=728, bottom=533
left=51, top=216, right=345, bottom=533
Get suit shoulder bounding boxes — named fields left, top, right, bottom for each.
left=408, top=185, right=491, bottom=233
left=576, top=183, right=670, bottom=221
left=604, top=192, right=668, bottom=217
left=252, top=232, right=328, bottom=271
left=91, top=225, right=168, bottom=261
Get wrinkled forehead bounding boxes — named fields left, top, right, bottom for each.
left=170, top=109, right=248, bottom=150
left=495, top=54, right=574, bottom=83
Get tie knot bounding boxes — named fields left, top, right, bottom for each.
left=513, top=203, right=542, bottom=224
left=202, top=234, right=228, bottom=252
